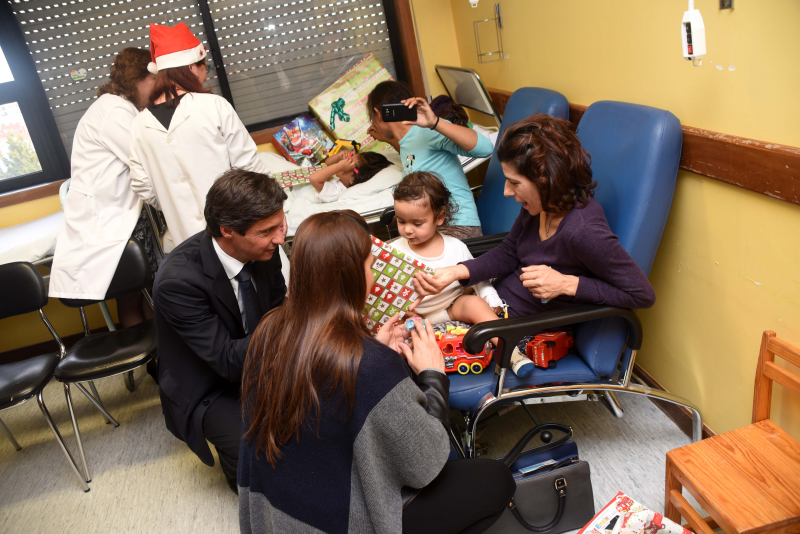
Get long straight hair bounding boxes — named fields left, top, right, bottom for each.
left=148, top=62, right=211, bottom=106
left=242, top=210, right=373, bottom=467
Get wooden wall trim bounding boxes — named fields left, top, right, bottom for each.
left=487, top=87, right=800, bottom=206
left=392, top=0, right=426, bottom=98
left=0, top=179, right=66, bottom=209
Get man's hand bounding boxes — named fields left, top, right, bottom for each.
left=400, top=97, right=438, bottom=129
left=520, top=265, right=579, bottom=299
left=399, top=317, right=445, bottom=373
left=375, top=313, right=404, bottom=353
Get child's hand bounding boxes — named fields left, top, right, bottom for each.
left=325, top=150, right=348, bottom=165
left=400, top=97, right=438, bottom=129
left=336, top=156, right=357, bottom=173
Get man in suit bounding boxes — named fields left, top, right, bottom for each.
left=153, top=168, right=288, bottom=493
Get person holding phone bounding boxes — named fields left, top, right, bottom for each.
left=367, top=81, right=493, bottom=240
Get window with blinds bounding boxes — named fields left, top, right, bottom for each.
left=10, top=0, right=221, bottom=157
left=209, top=0, right=397, bottom=128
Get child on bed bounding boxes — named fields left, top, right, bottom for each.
left=309, top=150, right=391, bottom=203
left=366, top=81, right=493, bottom=240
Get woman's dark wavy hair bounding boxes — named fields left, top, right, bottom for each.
left=496, top=114, right=596, bottom=213
left=393, top=171, right=459, bottom=226
left=97, top=48, right=152, bottom=109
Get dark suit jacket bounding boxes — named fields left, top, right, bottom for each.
left=153, top=231, right=285, bottom=466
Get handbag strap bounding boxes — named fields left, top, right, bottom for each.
left=502, top=423, right=573, bottom=468
left=509, top=472, right=569, bottom=532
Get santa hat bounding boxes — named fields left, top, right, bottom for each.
left=147, top=23, right=207, bottom=74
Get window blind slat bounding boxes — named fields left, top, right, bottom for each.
left=11, top=0, right=216, bottom=156
left=210, top=0, right=396, bottom=127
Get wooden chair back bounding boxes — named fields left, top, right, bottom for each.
left=752, top=330, right=800, bottom=423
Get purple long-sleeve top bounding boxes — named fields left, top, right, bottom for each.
left=461, top=198, right=655, bottom=317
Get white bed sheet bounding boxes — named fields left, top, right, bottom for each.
left=0, top=210, right=63, bottom=265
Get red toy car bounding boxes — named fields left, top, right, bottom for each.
left=435, top=327, right=493, bottom=375
left=525, top=331, right=574, bottom=369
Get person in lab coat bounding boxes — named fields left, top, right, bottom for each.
left=49, top=48, right=158, bottom=327
left=129, top=22, right=290, bottom=277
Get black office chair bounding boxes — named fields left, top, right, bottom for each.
left=0, top=261, right=90, bottom=491
left=57, top=239, right=157, bottom=483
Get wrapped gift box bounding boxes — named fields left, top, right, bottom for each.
left=268, top=165, right=323, bottom=189
left=363, top=236, right=435, bottom=334
left=309, top=54, right=394, bottom=154
left=579, top=492, right=692, bottom=534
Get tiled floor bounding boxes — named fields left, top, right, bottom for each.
left=0, top=369, right=698, bottom=533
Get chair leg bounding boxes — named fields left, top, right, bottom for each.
left=64, top=383, right=92, bottom=483
left=601, top=390, right=625, bottom=419
left=0, top=416, right=22, bottom=451
left=664, top=456, right=682, bottom=522
left=87, top=381, right=113, bottom=424
left=38, top=391, right=90, bottom=492
left=75, top=382, right=119, bottom=427
left=123, top=370, right=136, bottom=392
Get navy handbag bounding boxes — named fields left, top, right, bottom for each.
left=485, top=423, right=595, bottom=534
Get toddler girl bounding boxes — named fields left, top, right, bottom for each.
left=309, top=150, right=391, bottom=203
left=393, top=171, right=502, bottom=326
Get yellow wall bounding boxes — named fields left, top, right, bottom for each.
left=410, top=0, right=463, bottom=99
left=410, top=0, right=800, bottom=437
left=0, top=196, right=117, bottom=352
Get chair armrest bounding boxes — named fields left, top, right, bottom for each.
left=462, top=305, right=643, bottom=369
left=463, top=232, right=507, bottom=257
left=380, top=207, right=395, bottom=226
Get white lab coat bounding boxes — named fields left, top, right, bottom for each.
left=49, top=94, right=144, bottom=300
left=129, top=92, right=290, bottom=280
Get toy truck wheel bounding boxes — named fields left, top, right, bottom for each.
left=470, top=362, right=483, bottom=374
left=457, top=362, right=470, bottom=375
left=547, top=360, right=558, bottom=369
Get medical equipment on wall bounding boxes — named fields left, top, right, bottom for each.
left=473, top=3, right=504, bottom=63
left=682, top=0, right=706, bottom=66
left=469, top=0, right=479, bottom=7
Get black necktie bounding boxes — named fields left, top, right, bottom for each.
left=235, top=264, right=262, bottom=334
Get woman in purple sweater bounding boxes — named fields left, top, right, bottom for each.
left=414, top=114, right=655, bottom=317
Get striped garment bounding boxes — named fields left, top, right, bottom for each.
left=239, top=338, right=451, bottom=533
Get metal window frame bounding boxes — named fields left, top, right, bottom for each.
left=0, top=0, right=70, bottom=195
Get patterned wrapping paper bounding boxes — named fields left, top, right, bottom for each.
left=363, top=236, right=435, bottom=334
left=308, top=53, right=394, bottom=154
left=578, top=492, right=691, bottom=534
left=269, top=165, right=323, bottom=189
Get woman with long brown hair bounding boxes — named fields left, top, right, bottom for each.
left=50, top=47, right=157, bottom=326
left=238, top=210, right=514, bottom=534
left=129, top=23, right=276, bottom=256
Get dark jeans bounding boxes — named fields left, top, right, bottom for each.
left=202, top=387, right=241, bottom=482
left=403, top=458, right=516, bottom=534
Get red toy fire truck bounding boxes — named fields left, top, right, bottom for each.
left=525, top=331, right=574, bottom=369
left=435, top=326, right=493, bottom=375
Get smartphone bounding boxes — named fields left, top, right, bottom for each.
left=381, top=103, right=417, bottom=123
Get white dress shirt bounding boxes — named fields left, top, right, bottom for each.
left=212, top=237, right=257, bottom=333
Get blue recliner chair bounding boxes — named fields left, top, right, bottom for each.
left=449, top=101, right=703, bottom=457
left=475, top=88, right=568, bottom=236
left=379, top=87, right=568, bottom=238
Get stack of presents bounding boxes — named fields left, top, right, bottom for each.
left=269, top=53, right=394, bottom=172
